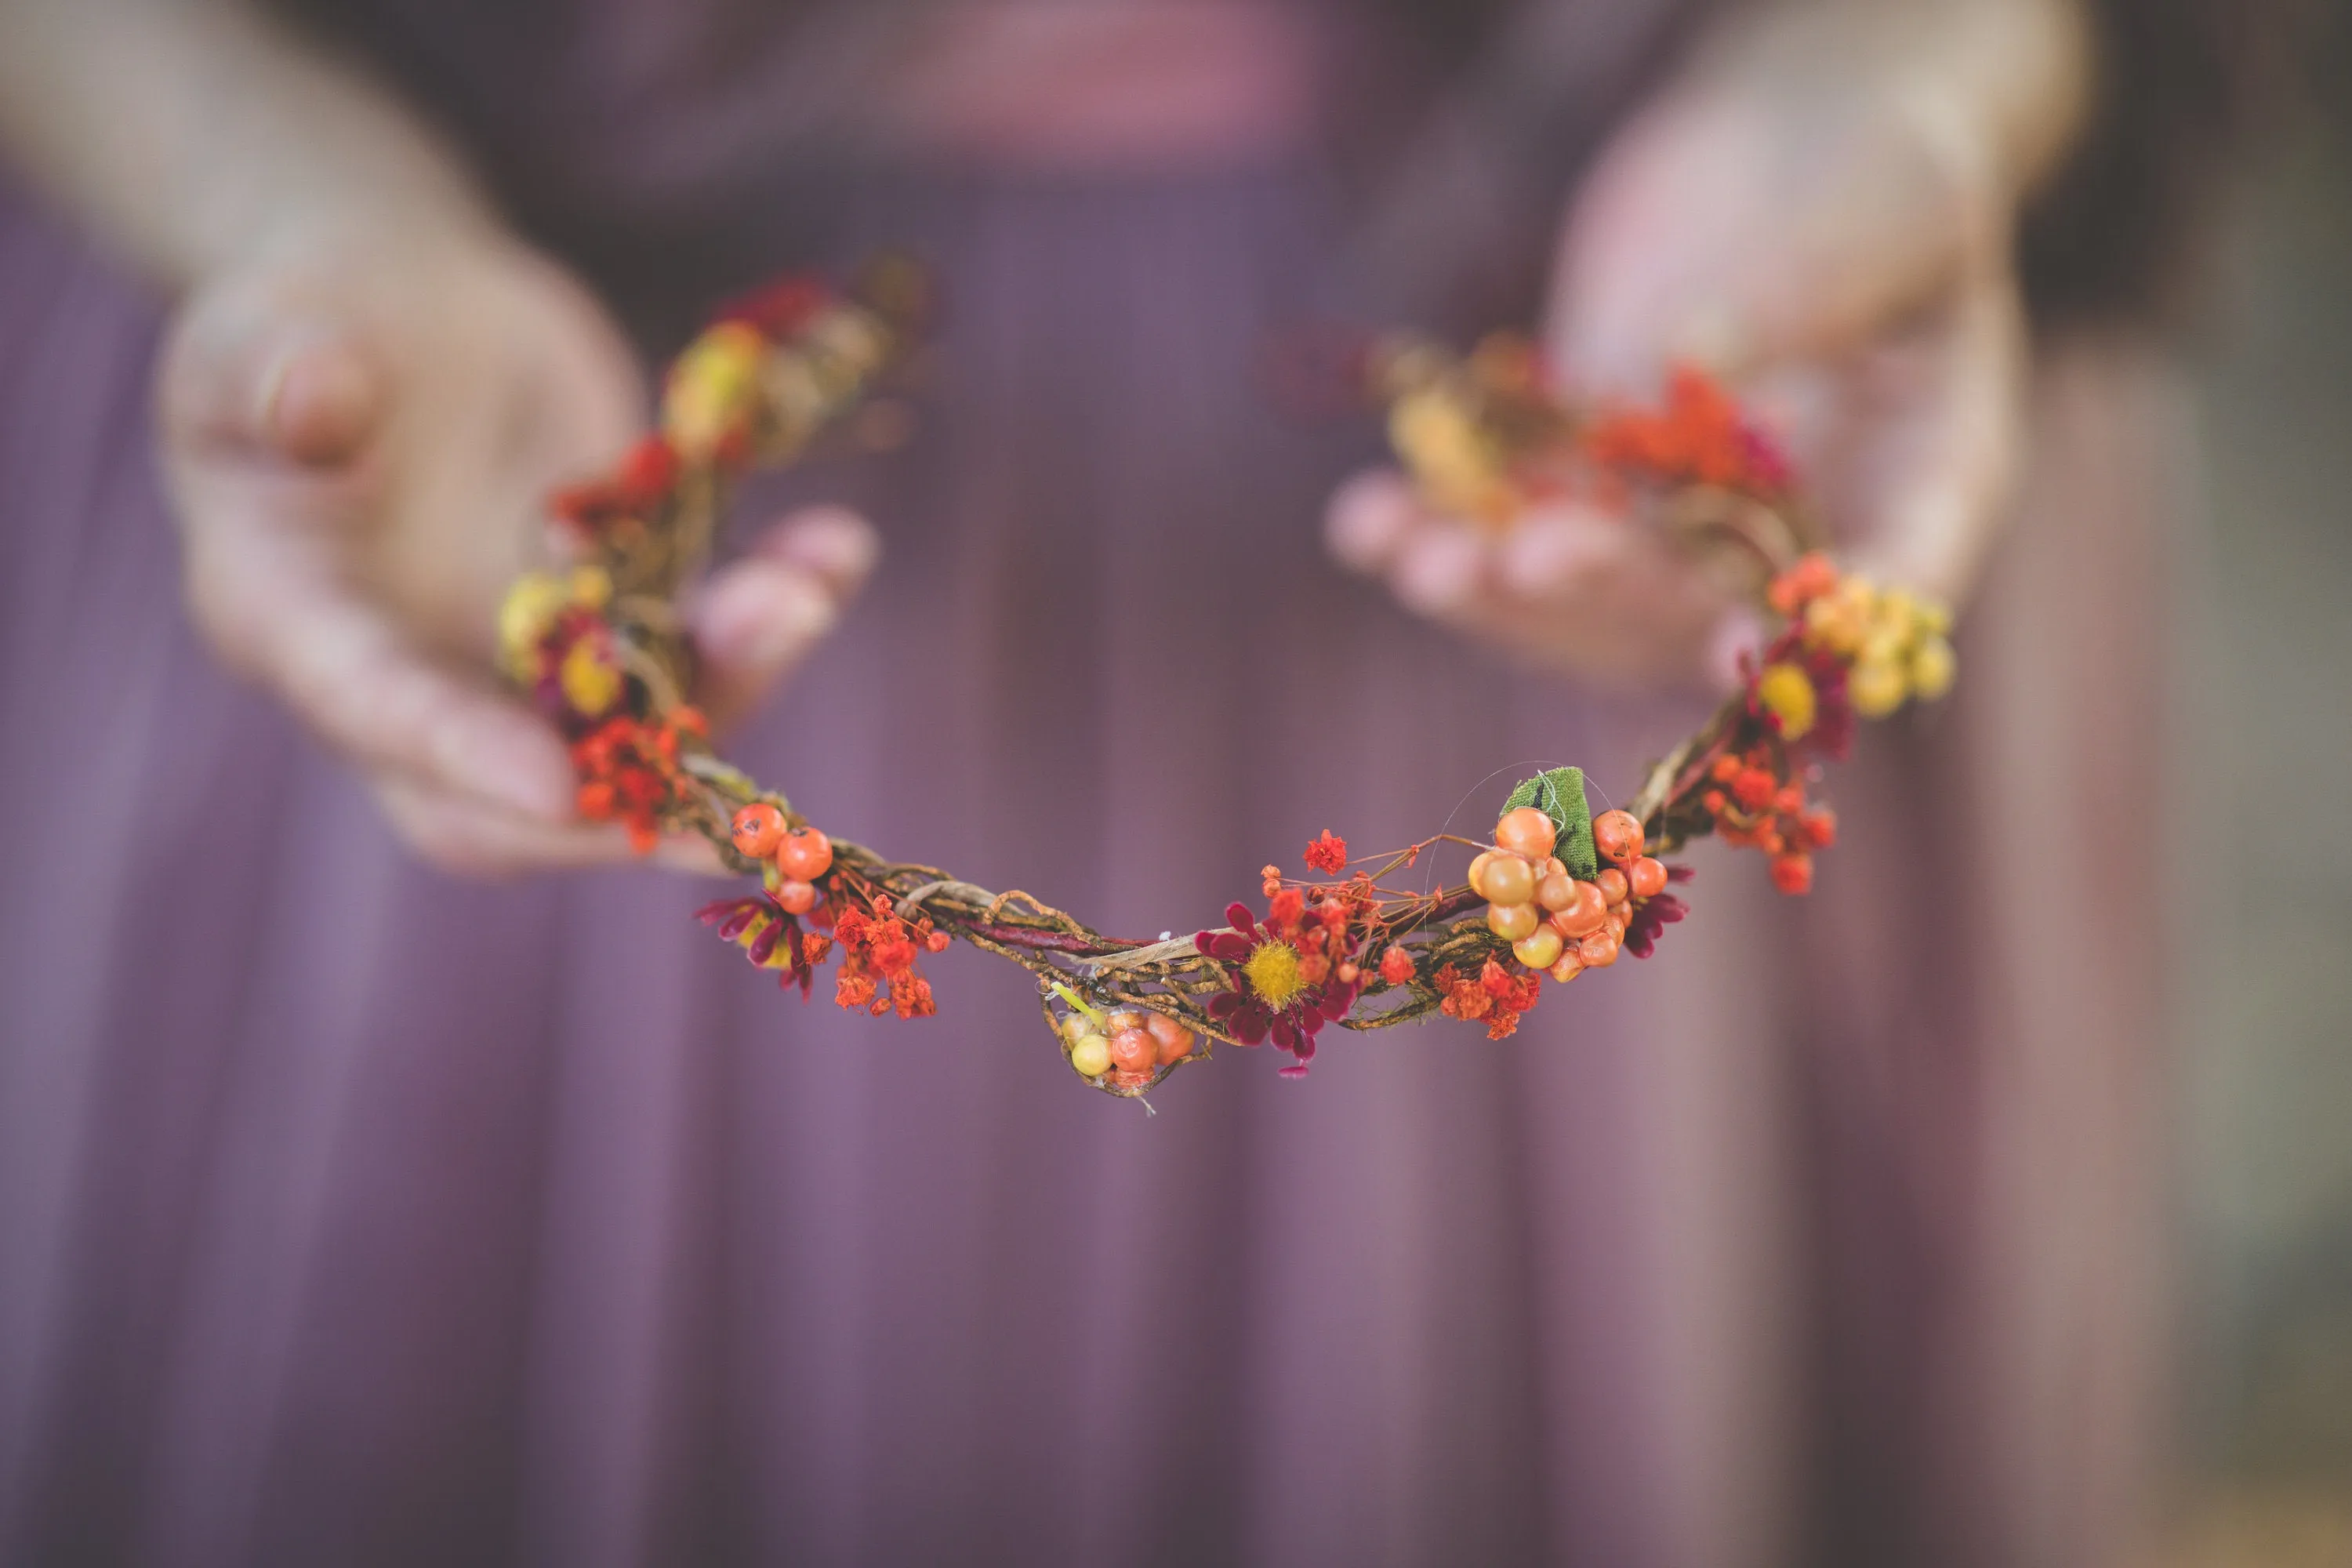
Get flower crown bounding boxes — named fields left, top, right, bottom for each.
left=497, top=265, right=1955, bottom=1098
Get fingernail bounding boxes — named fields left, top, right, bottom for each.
left=782, top=506, right=880, bottom=584
left=260, top=330, right=381, bottom=466
left=701, top=565, right=835, bottom=671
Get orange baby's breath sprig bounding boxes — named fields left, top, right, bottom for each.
left=496, top=276, right=1955, bottom=1101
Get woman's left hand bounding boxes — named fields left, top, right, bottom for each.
left=1327, top=0, right=2090, bottom=690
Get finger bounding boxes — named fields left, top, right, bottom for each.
left=160, top=292, right=386, bottom=467
left=186, top=528, right=579, bottom=819
left=1495, top=503, right=1619, bottom=597
left=376, top=777, right=732, bottom=878
left=1841, top=277, right=2024, bottom=607
left=1324, top=467, right=1424, bottom=574
left=688, top=506, right=877, bottom=731
left=1385, top=521, right=1489, bottom=619
left=735, top=503, right=880, bottom=600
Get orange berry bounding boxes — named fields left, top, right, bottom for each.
left=1548, top=880, right=1609, bottom=938
left=1710, top=754, right=1743, bottom=784
left=1475, top=854, right=1536, bottom=906
left=775, top=878, right=819, bottom=915
left=1577, top=928, right=1621, bottom=968
left=1495, top=807, right=1559, bottom=861
left=1145, top=1013, right=1196, bottom=1063
left=1773, top=786, right=1806, bottom=818
left=1628, top=857, right=1668, bottom=900
left=731, top=802, right=787, bottom=858
left=776, top=827, right=833, bottom=881
left=1595, top=867, right=1629, bottom=907
left=1486, top=902, right=1540, bottom=942
left=1535, top=869, right=1577, bottom=913
left=1548, top=953, right=1584, bottom=984
left=1771, top=854, right=1814, bottom=895
left=1592, top=809, right=1644, bottom=865
left=1799, top=807, right=1838, bottom=850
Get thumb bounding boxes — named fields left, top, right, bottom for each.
left=160, top=292, right=387, bottom=467
left=688, top=506, right=878, bottom=731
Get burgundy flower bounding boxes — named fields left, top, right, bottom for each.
left=1194, top=898, right=1362, bottom=1076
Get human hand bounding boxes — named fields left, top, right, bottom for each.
left=159, top=216, right=876, bottom=874
left=1329, top=0, right=2087, bottom=690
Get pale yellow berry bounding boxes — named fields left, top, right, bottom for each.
left=1486, top=902, right=1540, bottom=942
left=1849, top=658, right=1907, bottom=720
left=1909, top=635, right=1957, bottom=701
left=1512, top=927, right=1566, bottom=970
left=1069, top=1033, right=1113, bottom=1078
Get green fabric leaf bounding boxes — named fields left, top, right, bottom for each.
left=1503, top=766, right=1595, bottom=880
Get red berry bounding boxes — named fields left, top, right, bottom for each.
left=1592, top=809, right=1645, bottom=865
left=775, top=879, right=819, bottom=915
left=776, top=827, right=833, bottom=881
left=1770, top=854, right=1814, bottom=895
left=731, top=802, right=787, bottom=858
left=1800, top=807, right=1838, bottom=849
left=1109, top=1029, right=1157, bottom=1075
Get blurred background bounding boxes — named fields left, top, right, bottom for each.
left=2168, top=14, right=2352, bottom=1559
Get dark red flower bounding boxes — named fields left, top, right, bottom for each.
left=1194, top=897, right=1362, bottom=1076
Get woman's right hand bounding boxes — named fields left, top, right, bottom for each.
left=159, top=214, right=877, bottom=876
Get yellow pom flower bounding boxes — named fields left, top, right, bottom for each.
left=1243, top=939, right=1308, bottom=1011
left=559, top=637, right=623, bottom=717
left=1756, top=662, right=1819, bottom=739
left=497, top=572, right=568, bottom=678
left=662, top=320, right=768, bottom=461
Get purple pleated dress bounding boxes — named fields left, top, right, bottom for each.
left=0, top=4, right=2182, bottom=1564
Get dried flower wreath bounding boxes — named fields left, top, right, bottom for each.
left=498, top=268, right=1956, bottom=1098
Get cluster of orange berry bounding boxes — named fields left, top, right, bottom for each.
left=1698, top=752, right=1838, bottom=895
left=1468, top=805, right=1675, bottom=982
left=1058, top=1006, right=1200, bottom=1091
left=728, top=802, right=838, bottom=913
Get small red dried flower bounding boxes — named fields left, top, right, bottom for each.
left=1304, top=830, right=1348, bottom=875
